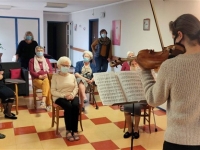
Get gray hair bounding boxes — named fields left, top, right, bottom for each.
left=57, top=56, right=71, bottom=67
left=35, top=46, right=44, bottom=52
left=24, top=31, right=34, bottom=41
left=82, top=51, right=93, bottom=59
left=127, top=51, right=135, bottom=57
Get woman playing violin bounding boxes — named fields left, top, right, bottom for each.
left=140, top=14, right=200, bottom=150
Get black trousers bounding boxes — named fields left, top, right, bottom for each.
left=55, top=97, right=79, bottom=132
left=163, top=141, right=200, bottom=150
left=0, top=84, right=15, bottom=103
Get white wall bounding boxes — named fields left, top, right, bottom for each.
left=43, top=12, right=70, bottom=52
left=69, top=0, right=200, bottom=68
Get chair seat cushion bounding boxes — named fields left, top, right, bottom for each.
left=5, top=78, right=26, bottom=84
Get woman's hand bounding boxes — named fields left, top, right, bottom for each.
left=0, top=74, right=3, bottom=80
left=66, top=94, right=74, bottom=100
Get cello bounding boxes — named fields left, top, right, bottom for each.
left=110, top=0, right=186, bottom=69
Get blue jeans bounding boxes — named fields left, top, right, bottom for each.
left=94, top=56, right=108, bottom=72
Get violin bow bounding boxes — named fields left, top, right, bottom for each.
left=149, top=0, right=164, bottom=51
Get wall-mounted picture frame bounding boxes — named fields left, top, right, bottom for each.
left=143, top=18, right=150, bottom=31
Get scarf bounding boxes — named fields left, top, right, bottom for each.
left=34, top=56, right=49, bottom=73
left=98, top=37, right=111, bottom=45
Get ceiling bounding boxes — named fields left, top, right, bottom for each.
left=0, top=0, right=128, bottom=14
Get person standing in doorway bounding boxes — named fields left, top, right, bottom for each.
left=91, top=29, right=112, bottom=72
left=15, top=31, right=38, bottom=69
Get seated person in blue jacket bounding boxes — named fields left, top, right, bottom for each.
left=0, top=64, right=17, bottom=119
left=75, top=51, right=96, bottom=111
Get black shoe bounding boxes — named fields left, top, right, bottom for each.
left=84, top=100, right=88, bottom=103
left=3, top=111, right=15, bottom=116
left=5, top=114, right=17, bottom=119
left=123, top=132, right=132, bottom=138
left=82, top=107, right=85, bottom=112
left=133, top=131, right=140, bottom=139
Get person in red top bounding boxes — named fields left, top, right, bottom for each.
left=29, top=46, right=53, bottom=111
left=121, top=51, right=134, bottom=71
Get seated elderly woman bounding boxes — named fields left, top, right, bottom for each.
left=29, top=46, right=52, bottom=111
left=0, top=64, right=17, bottom=120
left=74, top=51, right=96, bottom=111
left=51, top=56, right=79, bottom=142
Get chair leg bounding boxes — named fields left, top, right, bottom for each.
left=56, top=108, right=60, bottom=135
left=51, top=107, right=55, bottom=127
left=148, top=106, right=151, bottom=134
left=123, top=119, right=126, bottom=132
left=15, top=94, right=18, bottom=115
left=152, top=107, right=158, bottom=132
left=79, top=112, right=83, bottom=131
left=33, top=89, right=37, bottom=109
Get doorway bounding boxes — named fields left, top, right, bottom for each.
left=89, top=19, right=99, bottom=51
left=47, top=21, right=68, bottom=60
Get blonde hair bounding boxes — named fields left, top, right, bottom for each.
left=127, top=51, right=134, bottom=57
left=83, top=51, right=93, bottom=59
left=24, top=31, right=34, bottom=41
left=57, top=56, right=71, bottom=67
left=35, top=46, right=44, bottom=52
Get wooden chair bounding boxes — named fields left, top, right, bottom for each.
left=86, top=83, right=98, bottom=109
left=123, top=103, right=157, bottom=134
left=48, top=73, right=83, bottom=134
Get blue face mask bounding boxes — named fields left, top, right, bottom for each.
left=101, top=33, right=106, bottom=38
left=83, top=57, right=90, bottom=62
left=26, top=36, right=32, bottom=40
left=36, top=52, right=43, bottom=57
left=60, top=66, right=70, bottom=73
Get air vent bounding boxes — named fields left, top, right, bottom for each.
left=45, top=2, right=67, bottom=8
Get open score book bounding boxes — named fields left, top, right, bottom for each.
left=93, top=71, right=146, bottom=105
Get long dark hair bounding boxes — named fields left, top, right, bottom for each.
left=169, top=14, right=200, bottom=45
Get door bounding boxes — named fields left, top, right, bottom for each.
left=89, top=19, right=99, bottom=51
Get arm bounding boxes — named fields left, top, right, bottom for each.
left=74, top=62, right=89, bottom=81
left=121, top=62, right=127, bottom=71
left=140, top=62, right=171, bottom=107
left=91, top=39, right=98, bottom=53
left=71, top=75, right=78, bottom=97
left=46, top=59, right=53, bottom=73
left=108, top=40, right=112, bottom=60
left=51, top=75, right=66, bottom=98
left=29, top=59, right=40, bottom=78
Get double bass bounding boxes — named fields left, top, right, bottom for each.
left=110, top=0, right=186, bottom=69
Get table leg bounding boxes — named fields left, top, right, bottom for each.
left=14, top=83, right=19, bottom=115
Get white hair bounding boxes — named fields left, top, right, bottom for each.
left=57, top=56, right=71, bottom=67
left=127, top=51, right=135, bottom=57
left=83, top=51, right=93, bottom=59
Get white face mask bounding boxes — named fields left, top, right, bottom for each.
left=60, top=66, right=70, bottom=73
left=101, top=33, right=106, bottom=38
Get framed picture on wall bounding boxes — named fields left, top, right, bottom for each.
left=112, top=20, right=121, bottom=46
left=143, top=18, right=150, bottom=31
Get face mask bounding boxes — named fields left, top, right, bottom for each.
left=60, top=66, right=69, bottom=73
left=83, top=57, right=90, bottom=62
left=36, top=52, right=43, bottom=57
left=26, top=36, right=32, bottom=40
left=101, top=33, right=106, bottom=38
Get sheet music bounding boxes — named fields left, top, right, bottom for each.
left=116, top=71, right=146, bottom=102
left=93, top=72, right=126, bottom=105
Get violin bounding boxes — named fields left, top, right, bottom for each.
left=110, top=0, right=186, bottom=69
left=110, top=44, right=185, bottom=69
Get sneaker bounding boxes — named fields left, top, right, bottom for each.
left=40, top=101, right=46, bottom=108
left=46, top=106, right=52, bottom=112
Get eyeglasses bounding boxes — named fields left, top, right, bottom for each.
left=61, top=64, right=70, bottom=67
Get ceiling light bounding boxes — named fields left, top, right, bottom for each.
left=45, top=2, right=67, bottom=8
left=0, top=5, right=12, bottom=10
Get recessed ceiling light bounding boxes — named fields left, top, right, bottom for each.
left=45, top=2, right=67, bottom=8
left=0, top=5, right=12, bottom=10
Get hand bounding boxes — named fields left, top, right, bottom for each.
left=0, top=71, right=4, bottom=75
left=107, top=58, right=111, bottom=62
left=0, top=74, right=3, bottom=80
left=39, top=75, right=43, bottom=79
left=66, top=94, right=74, bottom=100
left=88, top=79, right=93, bottom=84
left=43, top=74, right=47, bottom=78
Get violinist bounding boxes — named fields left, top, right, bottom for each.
left=140, top=14, right=200, bottom=150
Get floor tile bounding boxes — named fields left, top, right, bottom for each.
left=15, top=133, right=40, bottom=145
left=90, top=117, right=112, bottom=125
left=154, top=110, right=166, bottom=116
left=38, top=130, right=62, bottom=141
left=0, top=122, right=13, bottom=130
left=64, top=135, right=89, bottom=146
left=16, top=141, right=43, bottom=150
left=28, top=109, right=47, bottom=114
left=109, top=105, right=120, bottom=110
left=113, top=121, right=125, bottom=129
left=121, top=145, right=146, bottom=150
left=14, top=126, right=37, bottom=135
left=91, top=140, right=119, bottom=150
left=141, top=124, right=164, bottom=133
left=41, top=138, right=68, bottom=149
